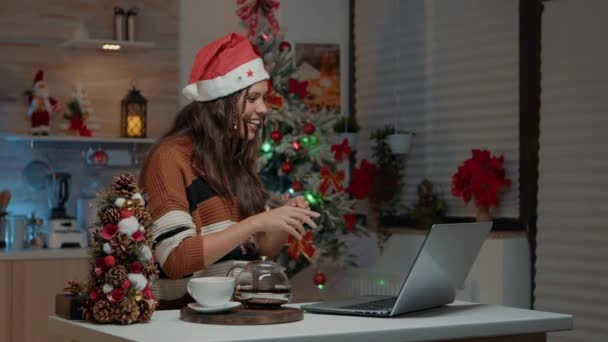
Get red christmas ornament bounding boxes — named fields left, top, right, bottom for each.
left=132, top=230, right=144, bottom=242
left=281, top=161, right=294, bottom=174
left=313, top=270, right=326, bottom=286
left=303, top=122, right=316, bottom=135
left=270, top=130, right=283, bottom=143
left=292, top=141, right=302, bottom=151
left=109, top=288, right=125, bottom=302
left=104, top=255, right=116, bottom=268
left=291, top=180, right=304, bottom=192
left=87, top=147, right=108, bottom=167
left=131, top=262, right=142, bottom=274
left=120, top=210, right=133, bottom=219
left=121, top=279, right=132, bottom=289
left=89, top=287, right=102, bottom=301
left=279, top=41, right=292, bottom=52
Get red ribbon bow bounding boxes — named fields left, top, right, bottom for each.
left=319, top=166, right=345, bottom=195
left=331, top=138, right=352, bottom=162
left=288, top=78, right=309, bottom=99
left=236, top=0, right=281, bottom=38
left=287, top=231, right=316, bottom=261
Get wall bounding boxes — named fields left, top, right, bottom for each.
left=535, top=1, right=608, bottom=341
left=0, top=0, right=178, bottom=222
left=179, top=0, right=349, bottom=110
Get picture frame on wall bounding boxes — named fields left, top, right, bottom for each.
left=294, top=43, right=341, bottom=114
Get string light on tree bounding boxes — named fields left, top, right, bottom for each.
left=261, top=140, right=273, bottom=153
left=292, top=141, right=302, bottom=151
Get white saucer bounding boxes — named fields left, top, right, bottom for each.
left=187, top=301, right=241, bottom=313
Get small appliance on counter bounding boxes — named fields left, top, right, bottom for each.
left=46, top=172, right=87, bottom=248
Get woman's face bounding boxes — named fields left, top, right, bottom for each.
left=238, top=80, right=268, bottom=140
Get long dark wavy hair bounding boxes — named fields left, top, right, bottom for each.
left=159, top=87, right=268, bottom=219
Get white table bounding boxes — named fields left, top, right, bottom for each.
left=48, top=301, right=572, bottom=342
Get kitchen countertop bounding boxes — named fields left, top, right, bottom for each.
left=0, top=247, right=88, bottom=261
left=48, top=301, right=573, bottom=342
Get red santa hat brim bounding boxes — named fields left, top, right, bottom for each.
left=182, top=33, right=270, bottom=102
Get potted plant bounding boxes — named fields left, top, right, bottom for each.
left=451, top=149, right=511, bottom=222
left=333, top=115, right=360, bottom=149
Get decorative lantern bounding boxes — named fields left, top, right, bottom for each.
left=120, top=86, right=147, bottom=138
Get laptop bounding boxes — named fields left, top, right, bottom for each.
left=301, top=222, right=492, bottom=317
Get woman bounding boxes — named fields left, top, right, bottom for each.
left=141, top=33, right=319, bottom=309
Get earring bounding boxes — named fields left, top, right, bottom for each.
left=231, top=96, right=238, bottom=130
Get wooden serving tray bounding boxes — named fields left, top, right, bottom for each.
left=179, top=306, right=304, bottom=325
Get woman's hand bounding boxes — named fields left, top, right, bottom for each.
left=246, top=205, right=319, bottom=240
left=285, top=195, right=310, bottom=210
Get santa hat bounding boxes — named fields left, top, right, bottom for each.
left=33, top=70, right=44, bottom=87
left=182, top=33, right=269, bottom=102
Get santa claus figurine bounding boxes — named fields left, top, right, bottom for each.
left=27, top=70, right=61, bottom=135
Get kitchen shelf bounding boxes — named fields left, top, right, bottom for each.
left=59, top=39, right=155, bottom=51
left=0, top=132, right=155, bottom=144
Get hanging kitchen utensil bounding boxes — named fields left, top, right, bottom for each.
left=22, top=159, right=52, bottom=191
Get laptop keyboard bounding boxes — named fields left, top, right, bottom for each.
left=341, top=297, right=397, bottom=311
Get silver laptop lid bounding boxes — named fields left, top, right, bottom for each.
left=390, top=222, right=492, bottom=316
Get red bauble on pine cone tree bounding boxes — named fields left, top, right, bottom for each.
left=270, top=130, right=283, bottom=143
left=281, top=161, right=294, bottom=174
left=303, top=122, right=316, bottom=135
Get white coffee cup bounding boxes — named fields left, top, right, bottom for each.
left=187, top=277, right=235, bottom=307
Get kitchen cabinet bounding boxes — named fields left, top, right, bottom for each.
left=0, top=250, right=88, bottom=342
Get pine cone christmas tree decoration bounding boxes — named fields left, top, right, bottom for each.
left=112, top=173, right=139, bottom=198
left=99, top=206, right=121, bottom=225
left=138, top=299, right=157, bottom=321
left=113, top=298, right=141, bottom=325
left=92, top=299, right=114, bottom=323
left=104, top=265, right=128, bottom=287
left=143, top=262, right=159, bottom=281
left=132, top=206, right=152, bottom=227
left=81, top=303, right=93, bottom=321
left=109, top=233, right=134, bottom=260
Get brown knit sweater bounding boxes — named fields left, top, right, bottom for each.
left=141, top=136, right=256, bottom=282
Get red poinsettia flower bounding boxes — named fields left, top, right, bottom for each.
left=287, top=231, right=316, bottom=261
left=100, top=224, right=119, bottom=240
left=451, top=149, right=511, bottom=209
left=131, top=230, right=144, bottom=242
left=344, top=214, right=357, bottom=232
left=89, top=287, right=102, bottom=302
left=130, top=262, right=142, bottom=274
left=347, top=159, right=377, bottom=199
left=109, top=288, right=125, bottom=303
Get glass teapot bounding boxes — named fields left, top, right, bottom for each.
left=226, top=256, right=292, bottom=309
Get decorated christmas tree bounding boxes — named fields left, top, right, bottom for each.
left=78, top=173, right=159, bottom=324
left=237, top=0, right=371, bottom=283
